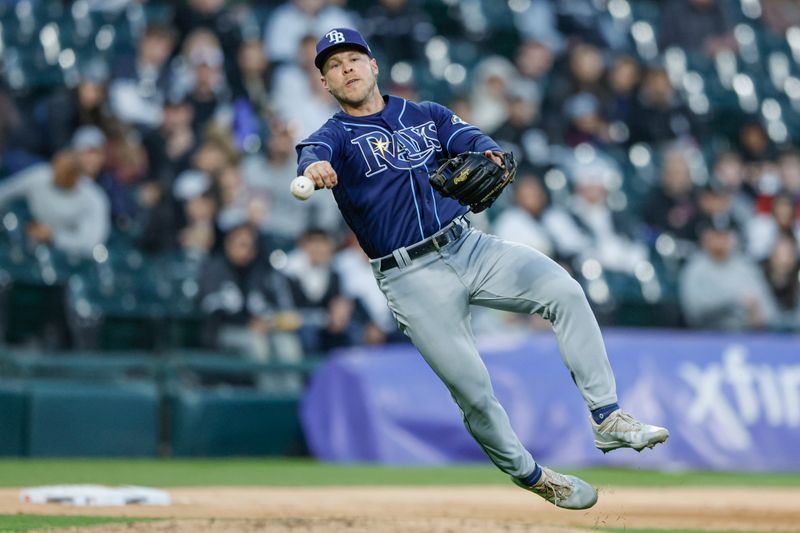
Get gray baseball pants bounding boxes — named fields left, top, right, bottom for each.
left=371, top=221, right=618, bottom=478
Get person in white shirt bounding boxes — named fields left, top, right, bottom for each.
left=493, top=171, right=575, bottom=260
left=563, top=153, right=648, bottom=275
left=0, top=151, right=110, bottom=257
left=746, top=194, right=800, bottom=260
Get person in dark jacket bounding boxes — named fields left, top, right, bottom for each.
left=197, top=222, right=303, bottom=390
left=659, top=0, right=736, bottom=57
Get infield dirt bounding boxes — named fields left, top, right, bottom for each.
left=2, top=486, right=799, bottom=532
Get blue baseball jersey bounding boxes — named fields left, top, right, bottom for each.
left=296, top=95, right=501, bottom=258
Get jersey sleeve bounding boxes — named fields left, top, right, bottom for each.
left=295, top=121, right=343, bottom=175
left=422, top=101, right=501, bottom=157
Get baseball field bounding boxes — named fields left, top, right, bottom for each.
left=0, top=460, right=798, bottom=532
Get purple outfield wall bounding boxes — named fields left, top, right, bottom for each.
left=301, top=330, right=800, bottom=471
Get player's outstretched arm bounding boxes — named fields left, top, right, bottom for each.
left=304, top=160, right=338, bottom=189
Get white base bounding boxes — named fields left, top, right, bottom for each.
left=20, top=485, right=171, bottom=506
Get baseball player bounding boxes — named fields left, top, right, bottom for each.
left=296, top=28, right=668, bottom=510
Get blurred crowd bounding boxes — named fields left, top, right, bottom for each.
left=0, top=0, right=799, bottom=378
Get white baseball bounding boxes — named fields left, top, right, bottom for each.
left=290, top=176, right=315, bottom=200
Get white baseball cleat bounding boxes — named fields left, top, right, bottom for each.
left=512, top=466, right=598, bottom=510
left=591, top=410, right=669, bottom=453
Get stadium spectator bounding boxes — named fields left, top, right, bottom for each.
left=172, top=0, right=242, bottom=69
left=760, top=235, right=800, bottom=331
left=687, top=180, right=741, bottom=242
left=737, top=120, right=778, bottom=164
left=643, top=146, right=698, bottom=240
left=41, top=60, right=114, bottom=156
left=71, top=127, right=120, bottom=225
left=762, top=0, right=800, bottom=35
left=0, top=151, right=109, bottom=257
left=556, top=0, right=630, bottom=50
left=214, top=163, right=268, bottom=233
left=0, top=84, right=23, bottom=173
left=263, top=0, right=356, bottom=65
left=712, top=150, right=754, bottom=223
left=563, top=151, right=649, bottom=275
left=539, top=40, right=608, bottom=143
left=680, top=217, right=778, bottom=330
left=514, top=38, right=557, bottom=91
left=552, top=42, right=608, bottom=104
left=167, top=29, right=232, bottom=134
left=491, top=81, right=548, bottom=169
left=604, top=55, right=641, bottom=130
left=231, top=39, right=275, bottom=130
left=512, top=0, right=565, bottom=54
left=470, top=56, right=519, bottom=133
left=627, top=66, right=693, bottom=146
left=493, top=171, right=579, bottom=263
left=747, top=193, right=800, bottom=260
left=659, top=0, right=736, bottom=57
left=361, top=0, right=435, bottom=65
left=197, top=222, right=303, bottom=391
left=185, top=45, right=230, bottom=135
left=271, top=34, right=340, bottom=140
left=777, top=150, right=800, bottom=198
left=172, top=169, right=219, bottom=257
left=333, top=239, right=403, bottom=346
left=563, top=92, right=611, bottom=147
left=109, top=24, right=178, bottom=130
left=143, top=94, right=198, bottom=184
left=241, top=122, right=341, bottom=247
left=137, top=131, right=208, bottom=251
left=284, top=228, right=354, bottom=353
left=192, top=127, right=240, bottom=180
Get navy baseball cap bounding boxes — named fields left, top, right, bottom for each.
left=314, top=28, right=372, bottom=70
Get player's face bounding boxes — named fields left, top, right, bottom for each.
left=321, top=50, right=379, bottom=107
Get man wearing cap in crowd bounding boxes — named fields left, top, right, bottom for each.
left=680, top=216, right=778, bottom=330
left=71, top=125, right=145, bottom=230
left=564, top=92, right=611, bottom=147
left=185, top=42, right=229, bottom=133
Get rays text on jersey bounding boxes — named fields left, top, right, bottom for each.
left=350, top=121, right=442, bottom=177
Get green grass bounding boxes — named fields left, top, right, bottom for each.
left=597, top=530, right=747, bottom=533
left=0, top=459, right=798, bottom=488
left=0, top=515, right=152, bottom=532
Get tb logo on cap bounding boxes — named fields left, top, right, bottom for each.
left=326, top=30, right=345, bottom=44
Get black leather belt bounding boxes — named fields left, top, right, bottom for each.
left=378, top=220, right=465, bottom=272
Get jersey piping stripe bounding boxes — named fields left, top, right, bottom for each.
left=398, top=99, right=407, bottom=126
left=407, top=170, right=425, bottom=239
left=430, top=187, right=442, bottom=230
left=399, top=98, right=438, bottom=235
left=337, top=121, right=393, bottom=136
left=299, top=140, right=334, bottom=157
left=445, top=126, right=480, bottom=153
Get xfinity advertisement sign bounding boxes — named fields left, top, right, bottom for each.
left=681, top=346, right=800, bottom=451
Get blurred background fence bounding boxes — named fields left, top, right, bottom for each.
left=0, top=348, right=317, bottom=457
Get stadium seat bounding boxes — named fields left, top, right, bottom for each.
left=0, top=381, right=26, bottom=456
left=26, top=378, right=159, bottom=457
left=169, top=385, right=305, bottom=456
